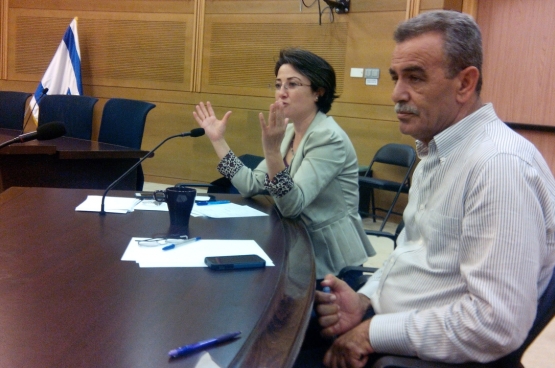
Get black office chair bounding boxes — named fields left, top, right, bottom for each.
left=369, top=265, right=555, bottom=368
left=98, top=98, right=156, bottom=190
left=177, top=154, right=265, bottom=194
left=359, top=143, right=416, bottom=231
left=338, top=220, right=405, bottom=291
left=38, top=94, right=98, bottom=140
left=0, top=91, right=32, bottom=130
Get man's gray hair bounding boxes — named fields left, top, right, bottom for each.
left=394, top=10, right=483, bottom=94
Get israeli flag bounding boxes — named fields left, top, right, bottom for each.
left=30, top=17, right=82, bottom=121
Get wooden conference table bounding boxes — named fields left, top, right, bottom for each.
left=0, top=187, right=315, bottom=367
left=0, top=128, right=146, bottom=192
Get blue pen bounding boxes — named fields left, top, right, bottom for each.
left=196, top=200, right=230, bottom=206
left=168, top=331, right=241, bottom=358
left=162, top=237, right=201, bottom=251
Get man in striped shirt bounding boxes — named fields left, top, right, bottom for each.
left=312, top=10, right=555, bottom=367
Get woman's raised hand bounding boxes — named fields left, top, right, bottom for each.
left=193, top=101, right=232, bottom=143
left=259, top=101, right=289, bottom=156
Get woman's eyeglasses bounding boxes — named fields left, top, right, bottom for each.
left=137, top=235, right=189, bottom=247
left=271, top=81, right=311, bottom=91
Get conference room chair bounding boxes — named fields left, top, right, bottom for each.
left=338, top=220, right=405, bottom=291
left=368, top=264, right=555, bottom=368
left=0, top=91, right=31, bottom=130
left=177, top=154, right=264, bottom=194
left=98, top=98, right=156, bottom=190
left=38, top=94, right=98, bottom=140
left=358, top=143, right=416, bottom=231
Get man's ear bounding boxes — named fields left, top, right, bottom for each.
left=456, top=66, right=480, bottom=103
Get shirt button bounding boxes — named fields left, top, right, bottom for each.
left=440, top=157, right=446, bottom=163
left=419, top=204, right=425, bottom=210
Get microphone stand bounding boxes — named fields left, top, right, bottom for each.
left=21, top=88, right=49, bottom=134
left=100, top=131, right=197, bottom=215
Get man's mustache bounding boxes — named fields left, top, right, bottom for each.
left=395, top=103, right=420, bottom=115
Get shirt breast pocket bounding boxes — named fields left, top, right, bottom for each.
left=419, top=210, right=462, bottom=269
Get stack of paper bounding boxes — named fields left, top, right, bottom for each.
left=75, top=195, right=269, bottom=218
left=122, top=238, right=274, bottom=268
left=75, top=195, right=141, bottom=213
left=191, top=203, right=268, bottom=218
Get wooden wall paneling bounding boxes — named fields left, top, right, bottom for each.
left=9, top=0, right=194, bottom=14
left=340, top=11, right=404, bottom=106
left=8, top=8, right=194, bottom=92
left=513, top=129, right=555, bottom=174
left=477, top=0, right=555, bottom=127
left=200, top=13, right=348, bottom=97
left=1, top=0, right=7, bottom=79
left=140, top=100, right=222, bottom=185
left=461, top=0, right=478, bottom=18
left=351, top=0, right=406, bottom=12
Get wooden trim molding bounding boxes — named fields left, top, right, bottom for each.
left=462, top=0, right=478, bottom=18
left=406, top=0, right=422, bottom=19
left=0, top=0, right=7, bottom=79
left=506, top=122, right=555, bottom=133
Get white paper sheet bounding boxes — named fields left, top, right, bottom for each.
left=122, top=238, right=274, bottom=268
left=192, top=203, right=268, bottom=218
left=133, top=200, right=168, bottom=211
left=75, top=195, right=141, bottom=213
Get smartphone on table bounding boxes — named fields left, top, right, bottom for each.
left=204, top=254, right=266, bottom=270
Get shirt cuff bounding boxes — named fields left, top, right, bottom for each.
left=217, top=150, right=244, bottom=179
left=369, top=311, right=414, bottom=356
left=264, top=169, right=294, bottom=198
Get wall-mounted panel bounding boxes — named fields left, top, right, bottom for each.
left=9, top=0, right=194, bottom=13
left=201, top=14, right=347, bottom=99
left=478, top=0, right=555, bottom=127
left=8, top=9, right=194, bottom=91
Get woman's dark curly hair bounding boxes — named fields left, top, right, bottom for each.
left=274, top=48, right=338, bottom=114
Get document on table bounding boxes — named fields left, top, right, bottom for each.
left=133, top=200, right=168, bottom=211
left=191, top=203, right=268, bottom=218
left=75, top=195, right=141, bottom=214
left=122, top=238, right=274, bottom=267
left=134, top=201, right=269, bottom=218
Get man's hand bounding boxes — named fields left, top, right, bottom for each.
left=316, top=275, right=372, bottom=337
left=323, top=319, right=374, bottom=368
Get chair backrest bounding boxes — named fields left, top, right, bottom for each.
left=38, top=95, right=98, bottom=140
left=0, top=91, right=31, bottom=130
left=98, top=98, right=156, bottom=149
left=371, top=143, right=416, bottom=169
left=369, top=266, right=555, bottom=368
left=207, top=154, right=265, bottom=194
left=497, top=266, right=555, bottom=365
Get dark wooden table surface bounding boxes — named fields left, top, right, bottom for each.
left=0, top=128, right=147, bottom=192
left=0, top=187, right=315, bottom=367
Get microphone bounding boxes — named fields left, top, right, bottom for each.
left=100, top=127, right=205, bottom=214
left=21, top=88, right=49, bottom=134
left=0, top=121, right=67, bottom=150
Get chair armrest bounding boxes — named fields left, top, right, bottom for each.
left=338, top=266, right=378, bottom=279
left=371, top=355, right=490, bottom=368
left=365, top=230, right=396, bottom=241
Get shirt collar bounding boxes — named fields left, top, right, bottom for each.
left=416, top=103, right=496, bottom=159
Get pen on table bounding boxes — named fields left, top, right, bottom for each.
left=196, top=200, right=230, bottom=206
left=168, top=331, right=241, bottom=359
left=162, top=237, right=201, bottom=251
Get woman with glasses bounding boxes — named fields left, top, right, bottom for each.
left=193, top=48, right=375, bottom=287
